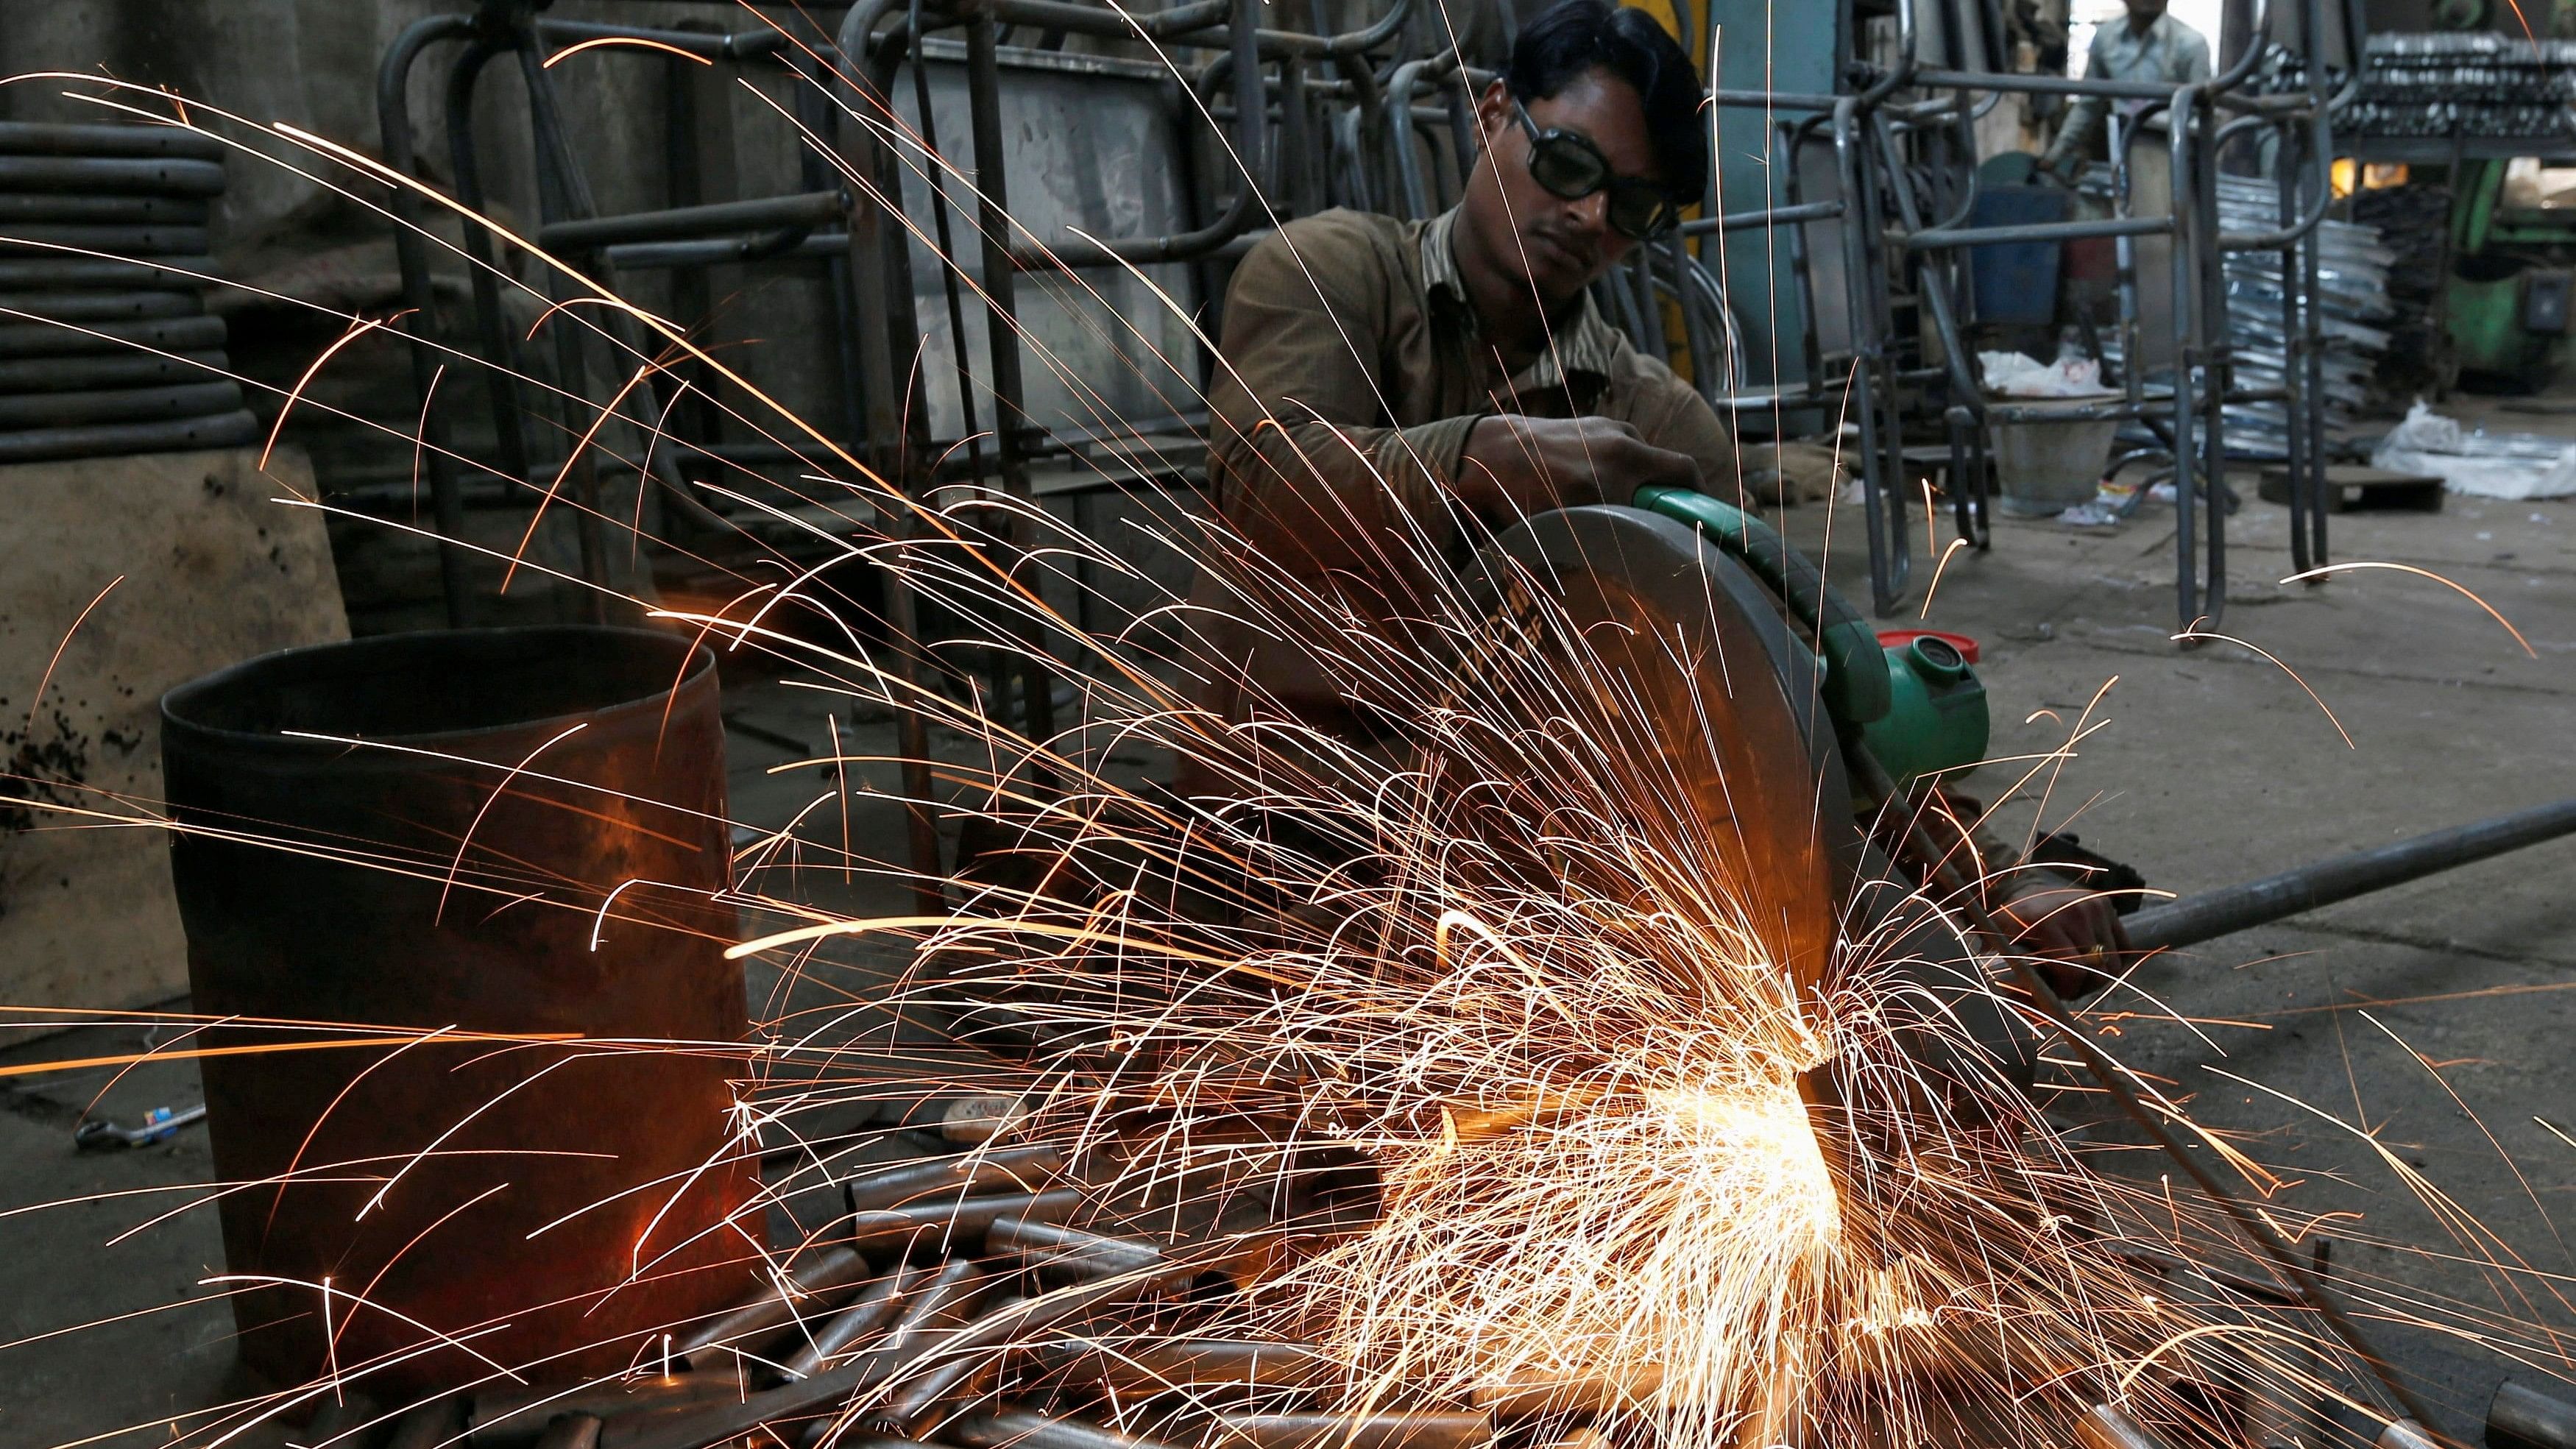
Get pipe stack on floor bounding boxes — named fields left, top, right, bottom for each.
left=0, top=121, right=252, bottom=463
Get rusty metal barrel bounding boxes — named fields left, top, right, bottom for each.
left=160, top=626, right=760, bottom=1392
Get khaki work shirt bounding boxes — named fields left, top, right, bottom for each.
left=1196, top=206, right=1740, bottom=731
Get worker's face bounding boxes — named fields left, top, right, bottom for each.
left=1464, top=70, right=1663, bottom=311
left=2122, top=0, right=2166, bottom=25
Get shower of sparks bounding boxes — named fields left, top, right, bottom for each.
left=0, top=35, right=2567, bottom=1449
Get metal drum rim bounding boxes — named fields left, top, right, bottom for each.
left=160, top=623, right=717, bottom=754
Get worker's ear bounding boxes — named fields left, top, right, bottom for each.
left=1474, top=79, right=1514, bottom=149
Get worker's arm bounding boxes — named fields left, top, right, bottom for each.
left=1208, top=221, right=1696, bottom=592
left=2040, top=93, right=2107, bottom=177
left=1206, top=221, right=1478, bottom=589
left=1609, top=346, right=1746, bottom=495
left=2039, top=29, right=2115, bottom=177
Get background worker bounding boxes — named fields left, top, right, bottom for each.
left=2040, top=0, right=2212, bottom=183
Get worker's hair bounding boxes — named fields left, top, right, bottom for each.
left=1503, top=0, right=1708, bottom=202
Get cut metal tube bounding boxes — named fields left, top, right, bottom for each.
left=948, top=1408, right=1191, bottom=1449
left=617, top=1266, right=1190, bottom=1449
left=0, top=155, right=225, bottom=195
left=2377, top=1420, right=2438, bottom=1449
left=779, top=1260, right=933, bottom=1381
left=0, top=312, right=225, bottom=358
left=1471, top=1366, right=1663, bottom=1417
left=2074, top=1403, right=2170, bottom=1449
left=847, top=1188, right=1085, bottom=1250
left=876, top=1258, right=990, bottom=1360
left=788, top=1261, right=953, bottom=1379
left=0, top=224, right=208, bottom=255
left=1039, top=1339, right=1333, bottom=1394
left=2493, top=1381, right=2576, bottom=1449
left=386, top=1397, right=466, bottom=1449
left=0, top=380, right=240, bottom=429
left=539, top=189, right=844, bottom=252
left=2125, top=798, right=2576, bottom=952
left=535, top=1417, right=603, bottom=1449
left=988, top=1218, right=1168, bottom=1279
left=843, top=1145, right=1066, bottom=1214
left=0, top=255, right=215, bottom=289
left=0, top=120, right=225, bottom=159
left=0, top=193, right=208, bottom=225
left=673, top=1247, right=879, bottom=1360
left=0, top=289, right=199, bottom=323
left=0, top=408, right=257, bottom=464
left=870, top=1296, right=1025, bottom=1431
left=0, top=347, right=227, bottom=394
left=1210, top=1413, right=1496, bottom=1449
left=472, top=1379, right=740, bottom=1446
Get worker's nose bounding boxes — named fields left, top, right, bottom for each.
left=1565, top=188, right=1610, bottom=237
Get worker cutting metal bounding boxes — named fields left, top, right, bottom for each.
left=1186, top=0, right=2126, bottom=985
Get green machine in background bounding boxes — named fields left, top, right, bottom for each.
left=2446, top=158, right=2576, bottom=388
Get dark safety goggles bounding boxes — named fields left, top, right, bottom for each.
left=1512, top=101, right=1680, bottom=241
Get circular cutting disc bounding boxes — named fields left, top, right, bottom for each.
left=1479, top=504, right=1856, bottom=995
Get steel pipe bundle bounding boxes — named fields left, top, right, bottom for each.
left=2298, top=32, right=2576, bottom=141
left=362, top=1133, right=1405, bottom=1449
left=0, top=121, right=251, bottom=463
left=2082, top=167, right=2393, bottom=459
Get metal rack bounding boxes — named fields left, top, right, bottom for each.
left=1819, top=0, right=2363, bottom=626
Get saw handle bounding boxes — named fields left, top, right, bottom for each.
left=1631, top=485, right=1893, bottom=726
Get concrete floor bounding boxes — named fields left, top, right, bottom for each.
left=4, top=446, right=2574, bottom=1447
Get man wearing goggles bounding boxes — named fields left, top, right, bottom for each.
left=1198, top=0, right=1735, bottom=729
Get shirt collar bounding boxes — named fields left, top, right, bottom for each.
left=1419, top=208, right=1625, bottom=389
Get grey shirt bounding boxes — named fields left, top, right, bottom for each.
left=2046, top=13, right=2212, bottom=165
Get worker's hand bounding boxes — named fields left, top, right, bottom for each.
left=2036, top=149, right=2080, bottom=188
left=1457, top=414, right=1702, bottom=519
left=1992, top=865, right=2129, bottom=999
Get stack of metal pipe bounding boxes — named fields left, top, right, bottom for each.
left=2212, top=174, right=2393, bottom=458
left=2080, top=167, right=2391, bottom=458
left=0, top=121, right=252, bottom=464
left=375, top=1141, right=1351, bottom=1449
left=2285, top=32, right=2576, bottom=141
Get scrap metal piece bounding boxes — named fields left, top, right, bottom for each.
left=2076, top=1403, right=2171, bottom=1449
left=2494, top=1381, right=2576, bottom=1449
left=779, top=1261, right=934, bottom=1381
left=1471, top=1367, right=1664, bottom=1417
left=1061, top=1339, right=1334, bottom=1392
left=988, top=1218, right=1169, bottom=1280
left=673, top=1247, right=879, bottom=1362
left=847, top=1188, right=1086, bottom=1252
left=534, top=1416, right=603, bottom=1449
left=843, top=1144, right=1067, bottom=1214
left=1209, top=1412, right=1496, bottom=1449
left=949, top=1408, right=1191, bottom=1449
left=472, top=1379, right=740, bottom=1447
left=870, top=1297, right=1025, bottom=1432
left=72, top=1102, right=205, bottom=1150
